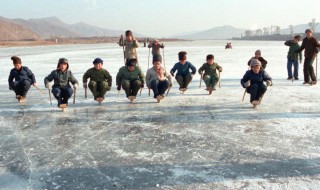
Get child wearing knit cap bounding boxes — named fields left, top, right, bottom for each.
left=83, top=58, right=112, bottom=103
left=241, top=59, right=272, bottom=108
left=8, top=56, right=36, bottom=102
left=247, top=50, right=268, bottom=69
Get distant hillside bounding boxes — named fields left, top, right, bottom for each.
left=0, top=17, right=39, bottom=41
left=176, top=25, right=246, bottom=40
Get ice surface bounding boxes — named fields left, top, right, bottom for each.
left=0, top=40, right=320, bottom=189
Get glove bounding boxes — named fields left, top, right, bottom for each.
left=266, top=80, right=272, bottom=86
left=141, top=84, right=144, bottom=88
left=169, top=83, right=173, bottom=87
left=117, top=85, right=121, bottom=91
left=244, top=80, right=250, bottom=88
left=83, top=83, right=87, bottom=88
left=170, top=72, right=174, bottom=77
left=218, top=68, right=223, bottom=72
left=45, top=83, right=51, bottom=89
left=295, top=49, right=300, bottom=53
left=73, top=84, right=78, bottom=90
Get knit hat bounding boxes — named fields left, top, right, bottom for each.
left=255, top=50, right=261, bottom=55
left=305, top=29, right=313, bottom=33
left=250, top=58, right=261, bottom=67
left=57, top=58, right=69, bottom=69
left=153, top=54, right=162, bottom=63
left=93, top=58, right=103, bottom=64
left=11, top=56, right=21, bottom=65
left=126, top=58, right=137, bottom=66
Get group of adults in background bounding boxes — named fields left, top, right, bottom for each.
left=7, top=29, right=319, bottom=109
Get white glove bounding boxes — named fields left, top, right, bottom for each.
left=45, top=83, right=51, bottom=89
left=244, top=80, right=251, bottom=88
left=266, top=80, right=272, bottom=86
left=73, top=84, right=78, bottom=90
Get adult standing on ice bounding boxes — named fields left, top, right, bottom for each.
left=170, top=51, right=196, bottom=91
left=119, top=30, right=139, bottom=62
left=284, top=35, right=302, bottom=80
left=296, top=29, right=320, bottom=85
left=116, top=59, right=144, bottom=102
left=44, top=58, right=79, bottom=108
left=83, top=58, right=112, bottom=103
left=247, top=50, right=268, bottom=69
left=198, top=54, right=222, bottom=95
left=8, top=56, right=36, bottom=103
left=241, top=59, right=272, bottom=108
left=146, top=54, right=172, bottom=102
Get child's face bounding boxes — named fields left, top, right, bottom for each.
left=153, top=61, right=161, bottom=69
left=128, top=65, right=135, bottom=72
left=13, top=63, right=22, bottom=70
left=252, top=65, right=261, bottom=74
left=255, top=53, right=261, bottom=58
left=94, top=63, right=103, bottom=70
left=126, top=35, right=133, bottom=41
left=59, top=63, right=68, bottom=72
left=306, top=32, right=312, bottom=38
left=207, top=59, right=214, bottom=65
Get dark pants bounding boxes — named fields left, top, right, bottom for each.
left=52, top=86, right=73, bottom=105
left=303, top=57, right=316, bottom=83
left=150, top=79, right=169, bottom=98
left=88, top=81, right=110, bottom=99
left=12, top=80, right=31, bottom=96
left=287, top=59, right=299, bottom=79
left=203, top=75, right=219, bottom=88
left=175, top=74, right=192, bottom=88
left=122, top=80, right=142, bottom=97
left=248, top=83, right=267, bottom=103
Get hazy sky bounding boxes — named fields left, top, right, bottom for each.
left=0, top=0, right=319, bottom=37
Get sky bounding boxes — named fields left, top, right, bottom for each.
left=0, top=0, right=319, bottom=37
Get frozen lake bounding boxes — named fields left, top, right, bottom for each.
left=1, top=40, right=320, bottom=189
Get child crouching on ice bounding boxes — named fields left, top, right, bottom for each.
left=83, top=58, right=112, bottom=103
left=44, top=58, right=79, bottom=108
left=241, top=59, right=272, bottom=107
left=198, top=54, right=222, bottom=94
left=146, top=54, right=173, bottom=102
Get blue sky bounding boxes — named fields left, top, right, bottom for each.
left=0, top=0, right=319, bottom=37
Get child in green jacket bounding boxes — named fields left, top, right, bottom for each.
left=198, top=54, right=222, bottom=94
left=83, top=58, right=112, bottom=103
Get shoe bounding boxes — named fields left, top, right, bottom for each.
left=303, top=82, right=310, bottom=84
left=287, top=77, right=293, bottom=80
left=309, top=81, right=317, bottom=85
left=294, top=78, right=299, bottom=80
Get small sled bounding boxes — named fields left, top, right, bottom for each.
left=59, top=104, right=68, bottom=111
left=128, top=96, right=136, bottom=103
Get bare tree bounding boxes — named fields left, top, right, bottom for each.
left=255, top=29, right=262, bottom=36
left=289, top=25, right=294, bottom=36
left=309, top=18, right=318, bottom=33
left=275, top=26, right=281, bottom=34
left=263, top=27, right=269, bottom=35
left=245, top=30, right=254, bottom=36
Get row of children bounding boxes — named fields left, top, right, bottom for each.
left=8, top=48, right=271, bottom=109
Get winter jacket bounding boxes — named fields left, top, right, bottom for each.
left=297, top=36, right=320, bottom=58
left=198, top=62, right=222, bottom=77
left=170, top=61, right=197, bottom=76
left=44, top=69, right=78, bottom=88
left=247, top=57, right=268, bottom=69
left=83, top=68, right=112, bottom=87
left=146, top=66, right=173, bottom=87
left=284, top=40, right=302, bottom=61
left=8, top=66, right=36, bottom=88
left=241, top=70, right=272, bottom=89
left=116, top=66, right=144, bottom=86
left=119, top=39, right=139, bottom=59
left=148, top=42, right=164, bottom=55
